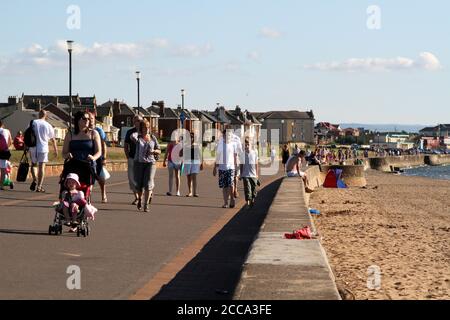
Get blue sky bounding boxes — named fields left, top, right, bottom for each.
left=0, top=0, right=449, bottom=124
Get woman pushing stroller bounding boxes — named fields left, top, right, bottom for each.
left=55, top=111, right=102, bottom=235
left=62, top=111, right=102, bottom=170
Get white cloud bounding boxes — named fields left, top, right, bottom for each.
left=171, top=43, right=213, bottom=58
left=304, top=52, right=442, bottom=72
left=418, top=52, right=442, bottom=71
left=0, top=39, right=213, bottom=74
left=260, top=27, right=282, bottom=39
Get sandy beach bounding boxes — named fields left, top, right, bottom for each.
left=310, top=169, right=450, bottom=300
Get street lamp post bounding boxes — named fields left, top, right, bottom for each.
left=67, top=40, right=74, bottom=132
left=281, top=120, right=285, bottom=144
left=291, top=122, right=295, bottom=142
left=180, top=89, right=186, bottom=130
left=136, top=71, right=141, bottom=115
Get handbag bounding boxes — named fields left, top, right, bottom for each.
left=16, top=151, right=30, bottom=182
left=99, top=167, right=111, bottom=181
left=151, top=135, right=160, bottom=161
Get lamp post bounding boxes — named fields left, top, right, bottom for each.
left=180, top=89, right=186, bottom=130
left=181, top=89, right=185, bottom=110
left=67, top=40, right=74, bottom=132
left=136, top=71, right=141, bottom=115
left=291, top=122, right=295, bottom=142
left=281, top=120, right=285, bottom=144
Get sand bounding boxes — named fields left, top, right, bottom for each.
left=309, top=169, right=450, bottom=300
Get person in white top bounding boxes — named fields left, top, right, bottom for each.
left=0, top=120, right=12, bottom=191
left=270, top=146, right=277, bottom=164
left=29, top=110, right=58, bottom=193
left=239, top=138, right=259, bottom=208
left=213, top=129, right=238, bottom=208
left=231, top=131, right=243, bottom=199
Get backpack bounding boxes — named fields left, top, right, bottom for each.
left=24, top=120, right=37, bottom=148
left=0, top=130, right=8, bottom=151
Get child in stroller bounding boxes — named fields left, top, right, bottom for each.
left=49, top=159, right=98, bottom=237
left=60, top=173, right=88, bottom=230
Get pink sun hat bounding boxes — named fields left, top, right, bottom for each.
left=65, top=173, right=81, bottom=188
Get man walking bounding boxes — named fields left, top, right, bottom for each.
left=213, top=129, right=238, bottom=208
left=124, top=115, right=143, bottom=205
left=29, top=110, right=58, bottom=193
left=239, top=138, right=259, bottom=208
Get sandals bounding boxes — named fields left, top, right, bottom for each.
left=137, top=199, right=142, bottom=211
left=36, top=187, right=46, bottom=193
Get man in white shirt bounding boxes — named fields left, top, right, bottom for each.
left=29, top=110, right=58, bottom=193
left=213, top=129, right=238, bottom=208
left=231, top=130, right=243, bottom=199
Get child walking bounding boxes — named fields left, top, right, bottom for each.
left=239, top=139, right=259, bottom=208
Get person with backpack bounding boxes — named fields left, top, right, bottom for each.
left=0, top=120, right=12, bottom=191
left=88, top=112, right=108, bottom=203
left=27, top=110, right=58, bottom=193
left=124, top=115, right=143, bottom=205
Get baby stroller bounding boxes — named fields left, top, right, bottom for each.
left=49, top=159, right=96, bottom=237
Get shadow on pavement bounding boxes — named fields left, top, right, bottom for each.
left=0, top=229, right=50, bottom=236
left=152, top=177, right=283, bottom=300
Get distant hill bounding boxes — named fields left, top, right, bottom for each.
left=339, top=123, right=430, bottom=133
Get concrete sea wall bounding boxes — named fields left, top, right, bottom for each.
left=369, top=155, right=450, bottom=172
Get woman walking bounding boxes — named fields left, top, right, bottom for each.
left=281, top=144, right=290, bottom=167
left=163, top=135, right=182, bottom=197
left=62, top=111, right=102, bottom=174
left=131, top=119, right=161, bottom=213
left=183, top=132, right=204, bottom=197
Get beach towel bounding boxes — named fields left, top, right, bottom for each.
left=285, top=226, right=312, bottom=240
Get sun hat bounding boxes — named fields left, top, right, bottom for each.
left=65, top=173, right=81, bottom=188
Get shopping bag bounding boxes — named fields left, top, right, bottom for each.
left=16, top=151, right=30, bottom=182
left=99, top=167, right=111, bottom=181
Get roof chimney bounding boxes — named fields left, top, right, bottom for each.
left=8, top=96, right=17, bottom=105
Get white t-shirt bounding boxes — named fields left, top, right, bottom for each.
left=33, top=119, right=55, bottom=153
left=240, top=149, right=259, bottom=178
left=271, top=148, right=277, bottom=158
left=216, top=139, right=237, bottom=171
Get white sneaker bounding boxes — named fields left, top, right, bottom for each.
left=176, top=191, right=181, bottom=197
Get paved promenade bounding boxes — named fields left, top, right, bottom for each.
left=0, top=165, right=284, bottom=300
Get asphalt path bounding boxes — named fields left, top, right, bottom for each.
left=0, top=164, right=284, bottom=300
